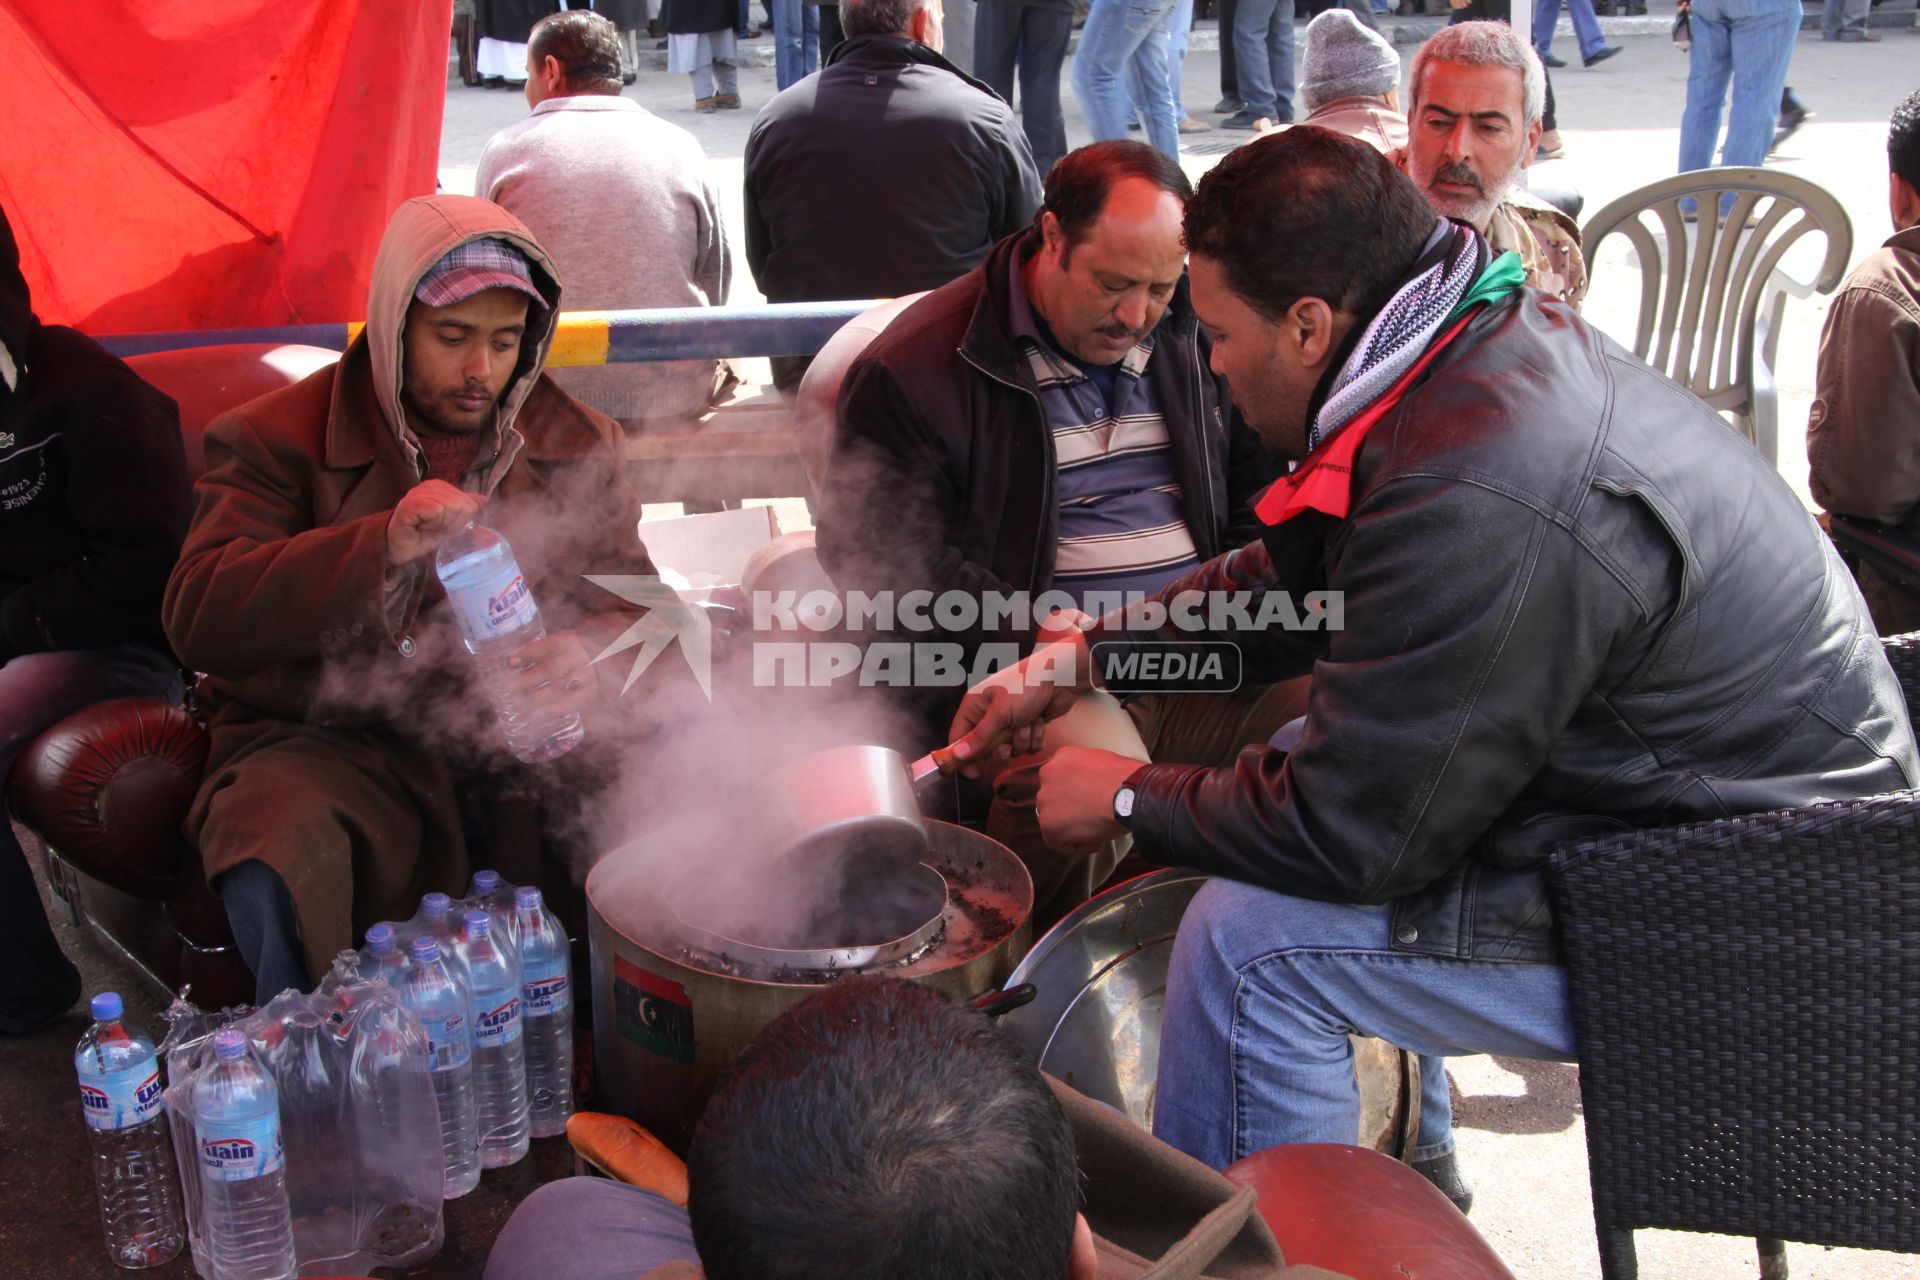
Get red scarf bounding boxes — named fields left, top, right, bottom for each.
left=1253, top=306, right=1482, bottom=528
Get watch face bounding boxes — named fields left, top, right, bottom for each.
left=1115, top=785, right=1136, bottom=820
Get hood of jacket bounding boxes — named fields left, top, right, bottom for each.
left=0, top=203, right=32, bottom=399
left=344, top=194, right=566, bottom=468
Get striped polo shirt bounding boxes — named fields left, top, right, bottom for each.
left=1006, top=253, right=1201, bottom=611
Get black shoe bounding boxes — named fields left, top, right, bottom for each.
left=1582, top=44, right=1621, bottom=67
left=1538, top=50, right=1567, bottom=67
left=1213, top=95, right=1244, bottom=114
left=0, top=954, right=82, bottom=1036
left=1413, top=1152, right=1475, bottom=1216
left=1220, top=108, right=1268, bottom=130
left=1127, top=119, right=1142, bottom=130
left=1771, top=96, right=1810, bottom=153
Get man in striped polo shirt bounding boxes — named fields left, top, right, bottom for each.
left=818, top=140, right=1298, bottom=921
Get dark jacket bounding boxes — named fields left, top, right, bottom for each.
left=661, top=0, right=737, bottom=37
left=0, top=203, right=189, bottom=663
left=1122, top=287, right=1919, bottom=963
left=743, top=35, right=1042, bottom=304
left=815, top=226, right=1276, bottom=661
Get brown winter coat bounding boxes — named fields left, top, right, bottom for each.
left=164, top=195, right=652, bottom=977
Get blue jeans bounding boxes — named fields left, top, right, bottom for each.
left=1819, top=0, right=1868, bottom=40
left=0, top=644, right=180, bottom=1026
left=1153, top=864, right=1575, bottom=1168
left=977, top=0, right=1073, bottom=174
left=772, top=0, right=819, bottom=88
left=1232, top=0, right=1296, bottom=122
left=737, top=0, right=754, bottom=39
left=1073, top=0, right=1181, bottom=158
left=1534, top=0, right=1607, bottom=59
left=1677, top=0, right=1801, bottom=176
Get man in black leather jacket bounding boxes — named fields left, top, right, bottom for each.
left=947, top=129, right=1919, bottom=1205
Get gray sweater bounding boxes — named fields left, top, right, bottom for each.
left=477, top=95, right=733, bottom=421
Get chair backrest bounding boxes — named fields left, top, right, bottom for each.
left=1546, top=629, right=1920, bottom=1280
left=1579, top=168, right=1851, bottom=461
left=792, top=293, right=928, bottom=501
left=124, top=343, right=340, bottom=479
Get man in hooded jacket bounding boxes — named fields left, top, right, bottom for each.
left=165, top=195, right=657, bottom=1002
left=0, top=202, right=191, bottom=1034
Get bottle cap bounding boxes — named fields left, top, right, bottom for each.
left=90, top=992, right=123, bottom=1023
left=423, top=892, right=451, bottom=917
left=474, top=870, right=501, bottom=894
left=514, top=886, right=542, bottom=911
left=367, top=922, right=395, bottom=953
left=464, top=910, right=491, bottom=938
left=213, top=1029, right=248, bottom=1061
left=409, top=936, right=441, bottom=963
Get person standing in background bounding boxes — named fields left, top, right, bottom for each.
left=1532, top=0, right=1619, bottom=68
left=975, top=0, right=1075, bottom=174
left=1676, top=0, right=1801, bottom=199
left=1072, top=0, right=1182, bottom=156
left=477, top=0, right=556, bottom=86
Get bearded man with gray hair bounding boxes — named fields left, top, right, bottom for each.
left=1396, top=21, right=1586, bottom=305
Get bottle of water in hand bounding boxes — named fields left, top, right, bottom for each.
left=192, top=1029, right=297, bottom=1280
left=510, top=886, right=575, bottom=1138
left=75, top=993, right=185, bottom=1269
left=399, top=936, right=481, bottom=1199
left=435, top=521, right=585, bottom=764
left=461, top=910, right=530, bottom=1168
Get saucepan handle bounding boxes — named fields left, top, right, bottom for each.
left=972, top=982, right=1037, bottom=1019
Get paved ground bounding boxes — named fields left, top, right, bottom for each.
left=2, top=16, right=1915, bottom=1279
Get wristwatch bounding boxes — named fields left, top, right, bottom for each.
left=1113, top=782, right=1138, bottom=828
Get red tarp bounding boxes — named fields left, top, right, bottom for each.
left=0, top=0, right=452, bottom=334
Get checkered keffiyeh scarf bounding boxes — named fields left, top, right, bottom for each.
left=1307, top=218, right=1491, bottom=453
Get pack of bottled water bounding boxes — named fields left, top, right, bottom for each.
left=159, top=958, right=444, bottom=1277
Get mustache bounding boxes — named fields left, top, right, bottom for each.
left=1431, top=161, right=1485, bottom=194
left=1095, top=321, right=1147, bottom=340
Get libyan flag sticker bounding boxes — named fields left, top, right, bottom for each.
left=613, top=956, right=696, bottom=1065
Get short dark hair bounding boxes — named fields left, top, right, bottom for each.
left=1038, top=140, right=1194, bottom=252
left=528, top=10, right=624, bottom=95
left=841, top=0, right=933, bottom=38
left=686, top=976, right=1081, bottom=1280
left=1892, top=88, right=1920, bottom=192
left=1184, top=126, right=1436, bottom=323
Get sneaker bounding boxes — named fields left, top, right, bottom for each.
left=1213, top=95, right=1244, bottom=114
left=1413, top=1152, right=1475, bottom=1216
left=715, top=92, right=742, bottom=109
left=1177, top=116, right=1213, bottom=134
left=1220, top=108, right=1267, bottom=130
left=1835, top=30, right=1882, bottom=41
left=1538, top=50, right=1567, bottom=67
left=1582, top=44, right=1622, bottom=67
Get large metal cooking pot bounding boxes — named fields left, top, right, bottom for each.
left=587, top=819, right=1033, bottom=1153
left=993, top=869, right=1420, bottom=1158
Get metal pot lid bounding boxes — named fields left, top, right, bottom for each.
left=994, top=869, right=1209, bottom=1130
left=666, top=860, right=950, bottom=976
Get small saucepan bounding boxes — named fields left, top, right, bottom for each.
left=764, top=743, right=969, bottom=885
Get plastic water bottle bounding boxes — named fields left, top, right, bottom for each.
left=460, top=910, right=530, bottom=1168
left=399, top=937, right=481, bottom=1199
left=510, top=887, right=574, bottom=1138
left=75, top=993, right=185, bottom=1269
left=436, top=522, right=585, bottom=763
left=358, top=922, right=410, bottom=988
left=406, top=893, right=470, bottom=992
left=192, top=1029, right=297, bottom=1280
left=466, top=869, right=516, bottom=919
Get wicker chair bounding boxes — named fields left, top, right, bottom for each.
left=1544, top=634, right=1920, bottom=1278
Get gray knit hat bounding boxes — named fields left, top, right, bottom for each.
left=1301, top=9, right=1400, bottom=110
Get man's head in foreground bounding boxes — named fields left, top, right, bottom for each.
left=1024, top=140, right=1194, bottom=366
left=401, top=238, right=547, bottom=437
left=1890, top=88, right=1920, bottom=233
left=1300, top=9, right=1401, bottom=115
left=1186, top=127, right=1437, bottom=461
left=1404, top=21, right=1543, bottom=231
left=526, top=10, right=626, bottom=107
left=686, top=975, right=1093, bottom=1280
left=842, top=0, right=945, bottom=51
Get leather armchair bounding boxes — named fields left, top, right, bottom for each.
left=5, top=343, right=338, bottom=1008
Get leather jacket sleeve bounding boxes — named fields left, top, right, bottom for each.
left=1129, top=471, right=1648, bottom=905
